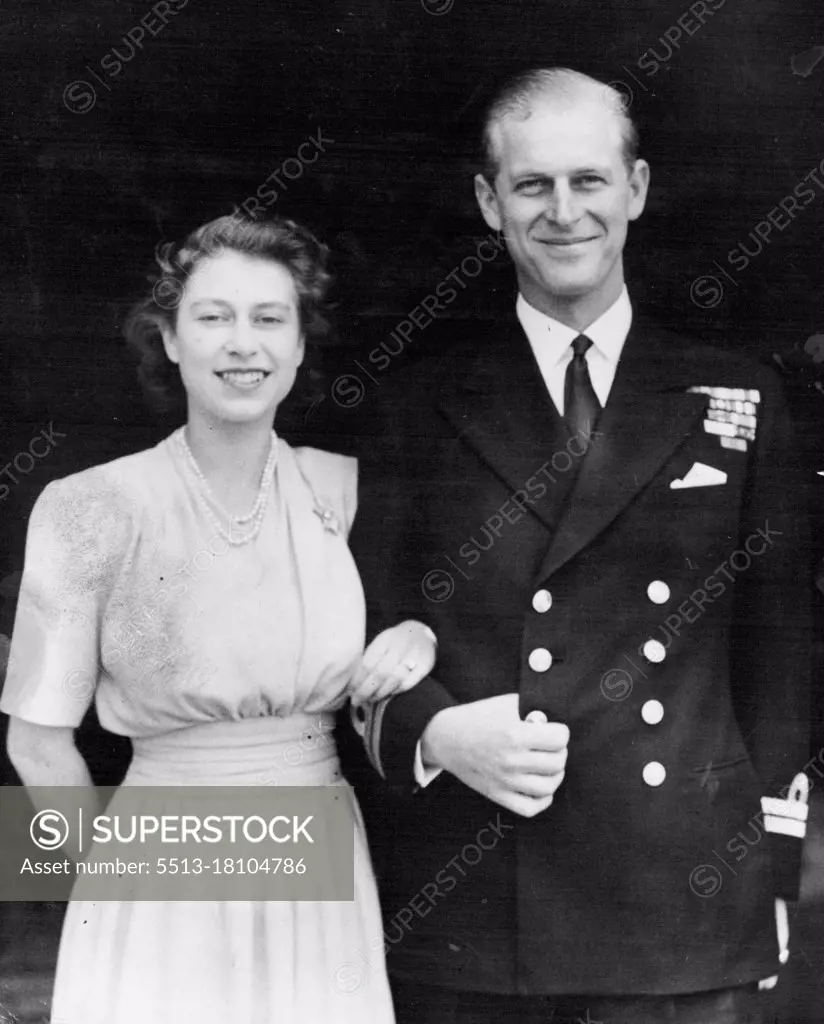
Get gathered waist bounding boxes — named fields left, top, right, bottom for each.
left=124, top=714, right=341, bottom=786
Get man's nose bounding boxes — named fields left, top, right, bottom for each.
left=546, top=183, right=578, bottom=227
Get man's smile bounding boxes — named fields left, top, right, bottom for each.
left=537, top=235, right=600, bottom=248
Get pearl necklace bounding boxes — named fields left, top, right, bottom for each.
left=176, top=428, right=278, bottom=547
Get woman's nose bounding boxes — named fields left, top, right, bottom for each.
left=226, top=323, right=259, bottom=355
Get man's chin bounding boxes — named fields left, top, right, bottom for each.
left=538, top=273, right=599, bottom=300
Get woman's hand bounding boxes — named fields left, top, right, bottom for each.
left=348, top=620, right=437, bottom=707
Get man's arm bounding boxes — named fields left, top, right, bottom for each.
left=346, top=397, right=460, bottom=785
left=348, top=395, right=569, bottom=813
left=731, top=366, right=812, bottom=901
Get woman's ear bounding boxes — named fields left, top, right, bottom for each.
left=160, top=324, right=179, bottom=365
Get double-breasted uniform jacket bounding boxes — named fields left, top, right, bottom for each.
left=347, top=306, right=811, bottom=997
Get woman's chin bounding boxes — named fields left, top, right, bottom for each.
left=194, top=398, right=279, bottom=428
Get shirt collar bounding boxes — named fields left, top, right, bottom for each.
left=516, top=286, right=633, bottom=366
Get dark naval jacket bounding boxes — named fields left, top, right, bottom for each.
left=348, top=307, right=812, bottom=997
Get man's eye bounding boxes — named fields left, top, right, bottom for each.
left=518, top=180, right=546, bottom=195
left=576, top=176, right=604, bottom=187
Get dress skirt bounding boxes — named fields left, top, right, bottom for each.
left=50, top=716, right=395, bottom=1024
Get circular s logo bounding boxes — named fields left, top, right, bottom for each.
left=63, top=80, right=96, bottom=114
left=690, top=275, right=724, bottom=310
left=689, top=864, right=723, bottom=898
left=602, top=80, right=633, bottom=114
left=332, top=962, right=364, bottom=995
left=599, top=668, right=633, bottom=702
left=421, top=568, right=455, bottom=603
left=331, top=374, right=365, bottom=408
left=30, top=809, right=70, bottom=850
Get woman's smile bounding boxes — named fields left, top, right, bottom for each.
left=215, top=368, right=272, bottom=391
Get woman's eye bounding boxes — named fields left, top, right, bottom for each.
left=257, top=316, right=284, bottom=325
left=198, top=314, right=226, bottom=323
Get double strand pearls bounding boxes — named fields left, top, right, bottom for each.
left=177, top=428, right=278, bottom=546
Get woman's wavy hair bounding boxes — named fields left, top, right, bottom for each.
left=125, top=214, right=333, bottom=415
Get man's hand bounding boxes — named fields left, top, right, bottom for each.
left=420, top=693, right=569, bottom=817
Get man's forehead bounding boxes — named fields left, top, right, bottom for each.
left=494, top=101, right=625, bottom=171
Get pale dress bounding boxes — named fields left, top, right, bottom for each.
left=0, top=431, right=395, bottom=1024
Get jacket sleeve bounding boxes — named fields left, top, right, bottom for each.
left=729, top=367, right=812, bottom=900
left=347, top=394, right=458, bottom=789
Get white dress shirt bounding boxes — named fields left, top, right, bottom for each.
left=515, top=286, right=632, bottom=415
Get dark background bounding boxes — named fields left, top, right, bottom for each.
left=1, top=0, right=824, bottom=1020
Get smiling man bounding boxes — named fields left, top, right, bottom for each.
left=474, top=72, right=648, bottom=330
left=350, top=68, right=811, bottom=1024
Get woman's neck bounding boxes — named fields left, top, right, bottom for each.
left=183, top=415, right=276, bottom=515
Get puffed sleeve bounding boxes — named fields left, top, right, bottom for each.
left=0, top=473, right=132, bottom=727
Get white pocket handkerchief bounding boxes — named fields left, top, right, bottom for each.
left=670, top=462, right=728, bottom=489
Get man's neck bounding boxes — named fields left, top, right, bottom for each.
left=520, top=278, right=626, bottom=333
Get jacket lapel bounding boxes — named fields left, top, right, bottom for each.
left=537, top=318, right=709, bottom=582
left=434, top=316, right=572, bottom=534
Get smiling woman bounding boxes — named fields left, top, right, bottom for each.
left=125, top=215, right=332, bottom=418
left=162, top=254, right=306, bottom=426
left=0, top=212, right=439, bottom=1023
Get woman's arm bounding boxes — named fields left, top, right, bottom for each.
left=7, top=718, right=93, bottom=786
left=7, top=717, right=101, bottom=862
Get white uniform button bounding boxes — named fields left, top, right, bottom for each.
left=525, top=710, right=548, bottom=724
left=643, top=761, right=667, bottom=787
left=642, top=639, right=667, bottom=663
left=532, top=589, right=553, bottom=613
left=646, top=581, right=670, bottom=605
left=641, top=700, right=665, bottom=725
left=528, top=648, right=553, bottom=672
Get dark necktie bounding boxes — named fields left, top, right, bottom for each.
left=563, top=334, right=601, bottom=450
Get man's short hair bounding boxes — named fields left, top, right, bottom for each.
left=480, top=68, right=640, bottom=184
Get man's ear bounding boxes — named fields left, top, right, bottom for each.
left=627, top=159, right=651, bottom=222
left=474, top=173, right=503, bottom=232
left=160, top=324, right=180, bottom=365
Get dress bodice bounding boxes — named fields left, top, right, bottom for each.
left=0, top=433, right=364, bottom=737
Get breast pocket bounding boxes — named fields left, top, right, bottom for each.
left=688, top=753, right=762, bottom=812
left=662, top=447, right=747, bottom=515
left=690, top=753, right=752, bottom=774
left=667, top=483, right=731, bottom=512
